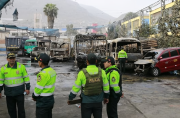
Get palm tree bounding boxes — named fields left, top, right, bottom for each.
left=43, top=4, right=58, bottom=29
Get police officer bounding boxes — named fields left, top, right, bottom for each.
left=0, top=53, right=30, bottom=118
left=68, top=53, right=110, bottom=118
left=103, top=57, right=122, bottom=118
left=118, top=47, right=128, bottom=73
left=32, top=53, right=56, bottom=118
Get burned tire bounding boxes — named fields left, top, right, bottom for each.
left=151, top=67, right=160, bottom=77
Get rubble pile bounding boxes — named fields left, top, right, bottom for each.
left=141, top=39, right=158, bottom=49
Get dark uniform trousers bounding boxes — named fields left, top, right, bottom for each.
left=6, top=94, right=25, bottom=118
left=107, top=95, right=120, bottom=118
left=81, top=102, right=102, bottom=118
left=119, top=58, right=126, bottom=73
left=36, top=105, right=53, bottom=118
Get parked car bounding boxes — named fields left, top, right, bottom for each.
left=134, top=47, right=180, bottom=76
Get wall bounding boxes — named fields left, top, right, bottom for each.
left=0, top=31, right=9, bottom=51
left=149, top=1, right=175, bottom=26
left=122, top=16, right=149, bottom=35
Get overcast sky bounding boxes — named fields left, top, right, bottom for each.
left=75, top=0, right=169, bottom=18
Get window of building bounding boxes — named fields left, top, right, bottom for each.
left=36, top=19, right=39, bottom=23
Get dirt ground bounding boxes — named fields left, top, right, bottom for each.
left=0, top=55, right=180, bottom=118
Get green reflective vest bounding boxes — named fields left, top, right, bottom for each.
left=34, top=67, right=56, bottom=97
left=82, top=67, right=103, bottom=96
left=118, top=50, right=128, bottom=58
left=0, top=62, right=30, bottom=96
left=69, top=65, right=110, bottom=102
left=105, top=65, right=122, bottom=97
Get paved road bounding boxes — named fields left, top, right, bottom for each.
left=0, top=56, right=180, bottom=118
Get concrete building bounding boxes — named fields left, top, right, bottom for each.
left=120, top=0, right=178, bottom=37
left=0, top=20, right=2, bottom=24
left=122, top=16, right=149, bottom=36
left=149, top=1, right=174, bottom=26
left=0, top=30, right=9, bottom=51
left=34, top=14, right=42, bottom=28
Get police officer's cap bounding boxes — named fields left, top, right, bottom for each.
left=35, top=53, right=50, bottom=65
left=87, top=53, right=97, bottom=63
left=7, top=53, right=16, bottom=59
left=103, top=56, right=115, bottom=65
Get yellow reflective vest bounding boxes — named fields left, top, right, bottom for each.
left=34, top=66, right=56, bottom=97
left=33, top=66, right=56, bottom=107
left=118, top=50, right=128, bottom=58
left=0, top=62, right=30, bottom=96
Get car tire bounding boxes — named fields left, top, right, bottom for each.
left=151, top=67, right=160, bottom=77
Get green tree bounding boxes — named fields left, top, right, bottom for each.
left=124, top=12, right=138, bottom=22
left=118, top=24, right=128, bottom=37
left=157, top=0, right=180, bottom=47
left=66, top=24, right=77, bottom=36
left=134, top=22, right=157, bottom=39
left=107, top=23, right=118, bottom=40
left=43, top=4, right=58, bottom=29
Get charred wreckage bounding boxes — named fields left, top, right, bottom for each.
left=74, top=34, right=107, bottom=69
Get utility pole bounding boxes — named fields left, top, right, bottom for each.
left=161, top=0, right=166, bottom=17
left=140, top=10, right=144, bottom=26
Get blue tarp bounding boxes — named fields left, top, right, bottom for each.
left=0, top=0, right=10, bottom=10
left=28, top=28, right=58, bottom=32
left=28, top=28, right=60, bottom=36
left=0, top=24, right=60, bottom=36
left=61, top=28, right=67, bottom=31
left=0, top=24, right=28, bottom=30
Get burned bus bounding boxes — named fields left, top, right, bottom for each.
left=74, top=34, right=107, bottom=69
left=30, top=39, right=51, bottom=62
left=107, top=38, right=143, bottom=69
left=50, top=41, right=71, bottom=61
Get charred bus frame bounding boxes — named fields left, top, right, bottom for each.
left=107, top=38, right=143, bottom=69
left=74, top=34, right=107, bottom=68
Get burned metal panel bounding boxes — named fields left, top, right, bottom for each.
left=44, top=36, right=56, bottom=41
left=37, top=39, right=51, bottom=52
left=134, top=52, right=158, bottom=74
left=127, top=53, right=143, bottom=62
left=108, top=38, right=143, bottom=61
left=107, top=38, right=143, bottom=69
left=75, top=34, right=106, bottom=41
left=31, top=47, right=50, bottom=60
left=74, top=34, right=107, bottom=69
left=134, top=59, right=154, bottom=65
left=74, top=34, right=106, bottom=56
left=50, top=41, right=71, bottom=60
